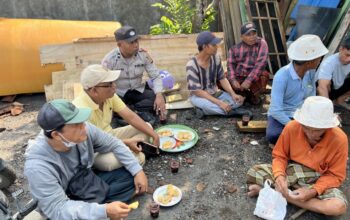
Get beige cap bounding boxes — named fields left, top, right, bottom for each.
left=294, top=96, right=339, bottom=128
left=81, top=64, right=120, bottom=89
left=288, top=34, right=328, bottom=61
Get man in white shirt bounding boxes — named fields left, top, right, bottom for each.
left=316, top=35, right=350, bottom=110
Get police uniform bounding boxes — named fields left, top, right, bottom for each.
left=101, top=26, right=163, bottom=113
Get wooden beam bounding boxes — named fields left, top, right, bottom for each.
left=327, top=6, right=350, bottom=56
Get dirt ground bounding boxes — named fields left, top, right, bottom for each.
left=0, top=93, right=350, bottom=220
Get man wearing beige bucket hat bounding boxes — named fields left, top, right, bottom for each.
left=247, top=96, right=348, bottom=216
left=73, top=64, right=160, bottom=172
left=266, top=34, right=329, bottom=144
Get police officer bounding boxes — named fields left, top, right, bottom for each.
left=102, top=25, right=166, bottom=123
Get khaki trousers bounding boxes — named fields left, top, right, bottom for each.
left=93, top=125, right=149, bottom=171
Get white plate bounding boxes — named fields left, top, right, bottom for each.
left=157, top=129, right=174, bottom=137
left=153, top=184, right=182, bottom=207
left=173, top=130, right=195, bottom=142
left=159, top=137, right=176, bottom=150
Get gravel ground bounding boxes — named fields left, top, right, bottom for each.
left=0, top=93, right=349, bottom=220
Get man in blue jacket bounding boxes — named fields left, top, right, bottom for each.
left=24, top=99, right=148, bottom=219
left=266, top=35, right=328, bottom=144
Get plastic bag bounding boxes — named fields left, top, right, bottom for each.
left=253, top=179, right=287, bottom=220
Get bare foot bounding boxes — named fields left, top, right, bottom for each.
left=247, top=184, right=262, bottom=197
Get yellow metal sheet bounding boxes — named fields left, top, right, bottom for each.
left=0, top=18, right=120, bottom=96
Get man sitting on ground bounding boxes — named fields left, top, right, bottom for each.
left=266, top=35, right=328, bottom=144
left=186, top=31, right=251, bottom=118
left=227, top=22, right=269, bottom=105
left=73, top=64, right=160, bottom=171
left=316, top=34, right=350, bottom=110
left=247, top=96, right=348, bottom=216
left=102, top=25, right=166, bottom=123
left=25, top=99, right=148, bottom=219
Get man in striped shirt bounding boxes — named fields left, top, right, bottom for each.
left=227, top=22, right=269, bottom=105
left=186, top=31, right=252, bottom=118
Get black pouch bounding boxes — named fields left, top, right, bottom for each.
left=138, top=141, right=160, bottom=158
left=66, top=148, right=109, bottom=203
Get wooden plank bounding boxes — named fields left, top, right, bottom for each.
left=165, top=99, right=194, bottom=110
left=237, top=120, right=267, bottom=133
left=40, top=43, right=75, bottom=65
left=62, top=81, right=75, bottom=101
left=228, top=0, right=242, bottom=45
left=324, top=0, right=350, bottom=45
left=283, top=0, right=298, bottom=30
left=327, top=6, right=350, bottom=56
left=279, top=0, right=291, bottom=22
left=44, top=84, right=54, bottom=101
left=219, top=0, right=234, bottom=54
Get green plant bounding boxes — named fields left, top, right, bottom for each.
left=150, top=0, right=216, bottom=35
left=200, top=2, right=217, bottom=31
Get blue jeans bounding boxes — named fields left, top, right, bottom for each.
left=190, top=91, right=242, bottom=115
left=266, top=116, right=285, bottom=144
left=95, top=167, right=135, bottom=203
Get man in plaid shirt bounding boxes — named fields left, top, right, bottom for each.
left=227, top=22, right=269, bottom=105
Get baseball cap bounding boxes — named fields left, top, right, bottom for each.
left=114, top=25, right=139, bottom=42
left=80, top=64, right=120, bottom=90
left=37, top=99, right=92, bottom=132
left=241, top=22, right=257, bottom=35
left=196, top=31, right=222, bottom=46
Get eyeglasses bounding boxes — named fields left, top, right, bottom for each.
left=94, top=82, right=115, bottom=88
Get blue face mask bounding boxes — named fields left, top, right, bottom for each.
left=58, top=133, right=77, bottom=148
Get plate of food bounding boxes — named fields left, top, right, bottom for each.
left=155, top=124, right=199, bottom=153
left=153, top=184, right=182, bottom=207
left=159, top=137, right=176, bottom=150
left=173, top=130, right=195, bottom=142
left=157, top=129, right=174, bottom=137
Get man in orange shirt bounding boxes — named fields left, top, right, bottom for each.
left=246, top=96, right=348, bottom=216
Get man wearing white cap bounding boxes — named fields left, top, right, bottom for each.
left=266, top=34, right=329, bottom=144
left=73, top=64, right=160, bottom=172
left=247, top=96, right=348, bottom=216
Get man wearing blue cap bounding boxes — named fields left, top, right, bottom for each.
left=24, top=99, right=148, bottom=219
left=102, top=25, right=166, bottom=124
left=186, top=31, right=252, bottom=118
left=227, top=22, right=269, bottom=105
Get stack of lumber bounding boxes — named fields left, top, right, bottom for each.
left=40, top=33, right=224, bottom=102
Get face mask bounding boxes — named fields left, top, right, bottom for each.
left=58, top=133, right=77, bottom=148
